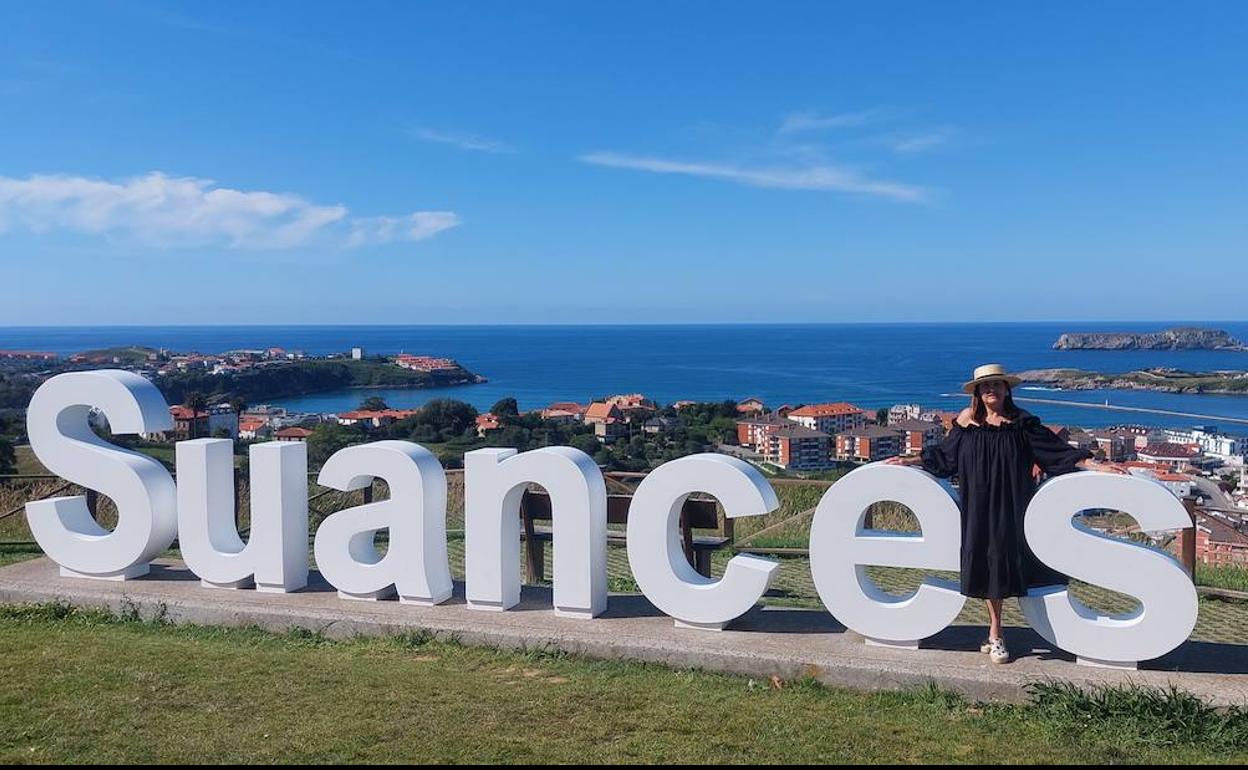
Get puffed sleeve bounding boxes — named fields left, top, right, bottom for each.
left=920, top=423, right=962, bottom=479
left=1025, top=417, right=1092, bottom=476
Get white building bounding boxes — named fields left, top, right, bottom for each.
left=787, top=402, right=866, bottom=434
left=887, top=404, right=922, bottom=425
left=1164, top=426, right=1246, bottom=464
left=1126, top=467, right=1194, bottom=500
left=242, top=405, right=288, bottom=427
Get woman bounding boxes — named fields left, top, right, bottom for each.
left=885, top=363, right=1121, bottom=664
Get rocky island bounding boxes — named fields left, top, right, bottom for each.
left=1052, top=327, right=1246, bottom=351
left=0, top=346, right=488, bottom=409
left=1017, top=367, right=1248, bottom=395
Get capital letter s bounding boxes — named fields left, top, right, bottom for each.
left=1019, top=472, right=1197, bottom=667
left=25, top=370, right=177, bottom=580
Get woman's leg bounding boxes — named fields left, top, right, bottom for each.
left=985, top=599, right=1004, bottom=640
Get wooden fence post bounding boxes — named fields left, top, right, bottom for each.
left=520, top=492, right=544, bottom=583
left=1181, top=498, right=1198, bottom=579
left=233, top=466, right=243, bottom=530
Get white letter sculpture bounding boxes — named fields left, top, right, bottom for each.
left=25, top=370, right=178, bottom=580
left=1018, top=472, right=1198, bottom=669
left=464, top=447, right=607, bottom=618
left=809, top=463, right=965, bottom=648
left=314, top=441, right=452, bottom=604
left=627, top=454, right=779, bottom=630
left=176, top=438, right=309, bottom=592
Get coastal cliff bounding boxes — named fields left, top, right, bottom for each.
left=1017, top=367, right=1248, bottom=395
left=1053, top=327, right=1246, bottom=351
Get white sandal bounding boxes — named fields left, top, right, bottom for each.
left=986, top=637, right=1010, bottom=664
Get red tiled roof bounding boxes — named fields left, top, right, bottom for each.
left=396, top=354, right=457, bottom=369
left=788, top=402, right=863, bottom=418
left=606, top=394, right=651, bottom=409
left=170, top=406, right=209, bottom=420
left=892, top=418, right=942, bottom=432
left=1122, top=461, right=1171, bottom=472
left=585, top=402, right=621, bottom=420
left=1197, top=513, right=1248, bottom=546
left=275, top=427, right=313, bottom=438
left=338, top=409, right=419, bottom=421
left=1139, top=443, right=1199, bottom=459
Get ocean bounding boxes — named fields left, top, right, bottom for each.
left=3, top=322, right=1248, bottom=431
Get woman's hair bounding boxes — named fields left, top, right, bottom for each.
left=970, top=381, right=1020, bottom=424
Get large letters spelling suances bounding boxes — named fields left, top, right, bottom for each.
left=23, top=371, right=1200, bottom=667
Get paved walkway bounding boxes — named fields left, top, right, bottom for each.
left=1, top=557, right=1246, bottom=706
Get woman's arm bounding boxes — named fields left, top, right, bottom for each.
left=887, top=423, right=962, bottom=478
left=1074, top=457, right=1128, bottom=474
left=1026, top=418, right=1096, bottom=476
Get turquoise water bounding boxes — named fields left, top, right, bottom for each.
left=2, top=322, right=1247, bottom=430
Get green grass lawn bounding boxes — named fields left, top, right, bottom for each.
left=0, top=604, right=1245, bottom=764
left=1198, top=564, right=1248, bottom=594
left=12, top=445, right=46, bottom=476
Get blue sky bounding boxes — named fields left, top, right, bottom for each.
left=1, top=2, right=1245, bottom=325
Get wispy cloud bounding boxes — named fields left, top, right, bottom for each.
left=778, top=110, right=879, bottom=134
left=0, top=172, right=460, bottom=249
left=579, top=152, right=928, bottom=203
left=409, top=127, right=513, bottom=154
left=347, top=212, right=462, bottom=247
left=891, top=130, right=952, bottom=154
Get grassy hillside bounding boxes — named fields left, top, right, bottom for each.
left=0, top=604, right=1243, bottom=763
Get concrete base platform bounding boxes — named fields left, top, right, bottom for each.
left=2, top=557, right=1246, bottom=706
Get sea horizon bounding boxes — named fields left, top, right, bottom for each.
left=2, top=319, right=1246, bottom=330
left=4, top=322, right=1247, bottom=432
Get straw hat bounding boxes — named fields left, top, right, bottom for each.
left=962, top=363, right=1021, bottom=394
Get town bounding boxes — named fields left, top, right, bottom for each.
left=141, top=388, right=1248, bottom=571
left=2, top=347, right=1246, bottom=571
left=0, top=345, right=485, bottom=413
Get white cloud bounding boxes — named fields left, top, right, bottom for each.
left=892, top=131, right=952, bottom=154
left=0, top=172, right=459, bottom=249
left=347, top=212, right=462, bottom=247
left=409, top=127, right=513, bottom=154
left=778, top=110, right=878, bottom=134
left=578, top=152, right=928, bottom=203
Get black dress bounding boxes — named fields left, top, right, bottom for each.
left=920, top=413, right=1094, bottom=599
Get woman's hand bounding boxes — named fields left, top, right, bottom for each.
left=884, top=455, right=923, bottom=467
left=1078, top=459, right=1128, bottom=475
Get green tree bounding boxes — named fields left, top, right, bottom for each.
left=708, top=416, right=739, bottom=445
left=0, top=437, right=15, bottom=475
left=568, top=434, right=601, bottom=456
left=490, top=397, right=519, bottom=417
left=876, top=407, right=889, bottom=426
left=306, top=423, right=367, bottom=466
left=359, top=396, right=390, bottom=412
left=185, top=392, right=207, bottom=439
left=489, top=425, right=529, bottom=449
left=416, top=399, right=478, bottom=436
